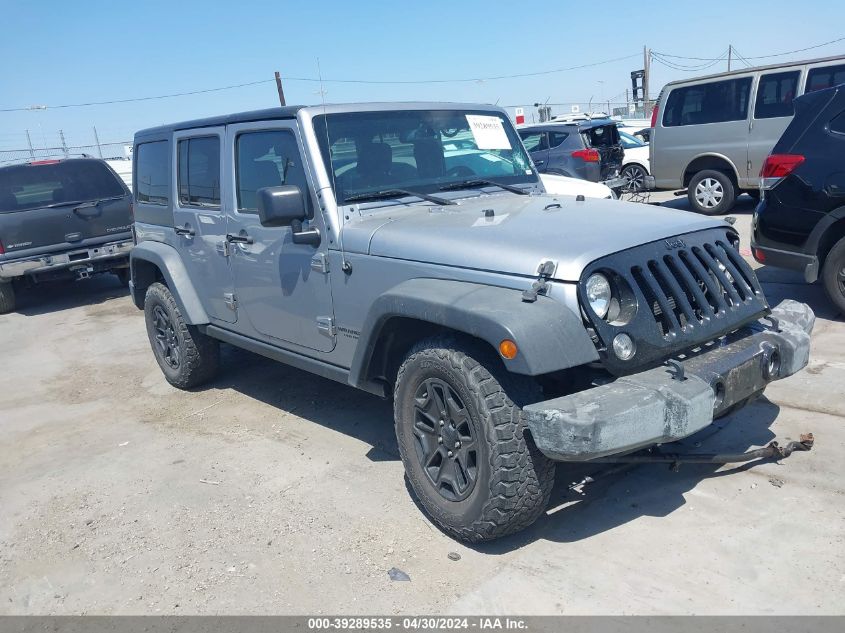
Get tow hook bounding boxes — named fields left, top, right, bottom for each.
left=590, top=433, right=815, bottom=471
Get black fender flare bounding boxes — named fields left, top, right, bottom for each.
left=348, top=278, right=599, bottom=391
left=129, top=241, right=209, bottom=324
left=806, top=205, right=845, bottom=256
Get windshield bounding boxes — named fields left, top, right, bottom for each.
left=619, top=130, right=645, bottom=149
left=313, top=109, right=538, bottom=205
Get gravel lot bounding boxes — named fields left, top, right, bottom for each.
left=1, top=193, right=843, bottom=615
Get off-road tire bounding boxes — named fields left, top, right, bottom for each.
left=688, top=169, right=736, bottom=215
left=822, top=236, right=845, bottom=315
left=393, top=336, right=555, bottom=542
left=144, top=282, right=219, bottom=389
left=0, top=281, right=15, bottom=314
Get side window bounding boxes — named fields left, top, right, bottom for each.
left=663, top=77, right=752, bottom=127
left=755, top=71, right=800, bottom=119
left=548, top=131, right=569, bottom=148
left=136, top=141, right=169, bottom=205
left=177, top=136, right=221, bottom=207
left=807, top=64, right=845, bottom=93
left=236, top=130, right=308, bottom=214
left=518, top=132, right=548, bottom=152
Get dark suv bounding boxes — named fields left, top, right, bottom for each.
left=0, top=158, right=133, bottom=312
left=517, top=120, right=627, bottom=190
left=751, top=84, right=845, bottom=312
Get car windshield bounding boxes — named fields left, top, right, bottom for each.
left=619, top=130, right=645, bottom=149
left=313, top=109, right=538, bottom=205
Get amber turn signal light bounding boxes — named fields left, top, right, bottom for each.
left=499, top=339, right=518, bottom=360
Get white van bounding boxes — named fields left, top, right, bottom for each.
left=650, top=54, right=845, bottom=214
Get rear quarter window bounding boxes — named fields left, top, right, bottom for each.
left=0, top=160, right=125, bottom=213
left=136, top=141, right=170, bottom=205
left=830, top=110, right=845, bottom=135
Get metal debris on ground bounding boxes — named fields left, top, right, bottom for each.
left=387, top=567, right=410, bottom=581
left=447, top=552, right=461, bottom=561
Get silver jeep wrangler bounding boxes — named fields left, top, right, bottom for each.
left=129, top=103, right=814, bottom=542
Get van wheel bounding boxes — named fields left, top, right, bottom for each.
left=822, top=237, right=845, bottom=315
left=0, top=281, right=15, bottom=314
left=144, top=282, right=219, bottom=389
left=688, top=170, right=735, bottom=215
left=393, top=336, right=555, bottom=543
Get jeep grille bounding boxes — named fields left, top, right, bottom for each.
left=579, top=228, right=768, bottom=375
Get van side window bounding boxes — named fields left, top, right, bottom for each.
left=807, top=64, right=845, bottom=93
left=755, top=71, right=800, bottom=119
left=177, top=137, right=221, bottom=207
left=662, top=77, right=752, bottom=127
left=236, top=130, right=308, bottom=214
left=136, top=141, right=169, bottom=205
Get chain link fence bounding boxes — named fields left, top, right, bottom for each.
left=0, top=142, right=131, bottom=166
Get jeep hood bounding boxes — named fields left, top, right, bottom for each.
left=341, top=194, right=727, bottom=281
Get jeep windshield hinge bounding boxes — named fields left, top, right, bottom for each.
left=522, top=260, right=557, bottom=303
left=224, top=293, right=237, bottom=310
left=316, top=316, right=336, bottom=338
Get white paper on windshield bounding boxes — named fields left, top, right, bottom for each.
left=465, top=115, right=512, bottom=150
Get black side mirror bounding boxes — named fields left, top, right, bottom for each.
left=256, top=185, right=307, bottom=227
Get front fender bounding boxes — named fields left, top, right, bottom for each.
left=349, top=278, right=599, bottom=390
left=130, top=241, right=208, bottom=324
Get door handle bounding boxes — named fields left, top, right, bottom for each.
left=174, top=225, right=195, bottom=237
left=226, top=233, right=254, bottom=245
left=535, top=160, right=545, bottom=165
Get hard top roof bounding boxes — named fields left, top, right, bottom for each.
left=134, top=102, right=505, bottom=139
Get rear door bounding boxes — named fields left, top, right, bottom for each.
left=748, top=69, right=802, bottom=184
left=0, top=159, right=131, bottom=259
left=171, top=127, right=236, bottom=324
left=518, top=130, right=550, bottom=172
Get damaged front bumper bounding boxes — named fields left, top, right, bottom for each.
left=523, top=300, right=814, bottom=461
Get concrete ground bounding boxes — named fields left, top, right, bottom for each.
left=1, top=193, right=843, bottom=615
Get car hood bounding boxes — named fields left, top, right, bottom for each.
left=341, top=193, right=725, bottom=281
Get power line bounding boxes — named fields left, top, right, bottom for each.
left=654, top=35, right=845, bottom=62
left=0, top=54, right=639, bottom=113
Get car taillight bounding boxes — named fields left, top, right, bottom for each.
left=760, top=154, right=805, bottom=189
left=0, top=238, right=4, bottom=255
left=650, top=105, right=658, bottom=128
left=28, top=159, right=61, bottom=166
left=572, top=148, right=600, bottom=162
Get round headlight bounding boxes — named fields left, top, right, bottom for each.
left=612, top=333, right=636, bottom=361
left=585, top=273, right=612, bottom=318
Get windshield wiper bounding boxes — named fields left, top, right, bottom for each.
left=47, top=195, right=125, bottom=210
left=344, top=188, right=455, bottom=206
left=439, top=179, right=528, bottom=195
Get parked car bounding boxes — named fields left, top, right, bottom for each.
left=619, top=130, right=651, bottom=192
left=130, top=102, right=813, bottom=542
left=752, top=84, right=845, bottom=312
left=0, top=158, right=133, bottom=313
left=650, top=54, right=845, bottom=215
left=539, top=173, right=615, bottom=198
left=517, top=121, right=627, bottom=191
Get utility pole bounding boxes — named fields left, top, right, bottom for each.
left=274, top=71, right=287, bottom=107
left=727, top=45, right=732, bottom=72
left=643, top=45, right=651, bottom=114
left=93, top=126, right=103, bottom=158
left=25, top=130, right=34, bottom=158
left=59, top=129, right=68, bottom=158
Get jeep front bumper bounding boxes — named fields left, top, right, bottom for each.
left=523, top=300, right=814, bottom=461
left=0, top=239, right=132, bottom=280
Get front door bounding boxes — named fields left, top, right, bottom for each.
left=224, top=121, right=335, bottom=352
left=171, top=127, right=236, bottom=323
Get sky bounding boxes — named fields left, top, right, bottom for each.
left=1, top=0, right=844, bottom=152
